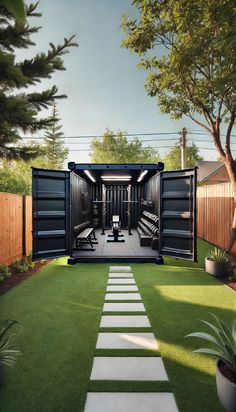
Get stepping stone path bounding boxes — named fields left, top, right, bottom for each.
left=96, top=332, right=158, bottom=350
left=103, top=302, right=145, bottom=312
left=109, top=273, right=133, bottom=278
left=108, top=278, right=136, bottom=284
left=105, top=292, right=141, bottom=301
left=84, top=266, right=179, bottom=412
left=90, top=357, right=168, bottom=381
left=106, top=285, right=138, bottom=291
left=100, top=315, right=150, bottom=328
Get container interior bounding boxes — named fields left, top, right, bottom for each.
left=69, top=163, right=163, bottom=262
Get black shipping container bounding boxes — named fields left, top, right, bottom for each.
left=32, top=163, right=197, bottom=264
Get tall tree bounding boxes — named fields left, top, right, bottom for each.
left=90, top=129, right=159, bottom=163
left=122, top=0, right=236, bottom=251
left=164, top=142, right=203, bottom=171
left=0, top=1, right=77, bottom=160
left=43, top=105, right=69, bottom=169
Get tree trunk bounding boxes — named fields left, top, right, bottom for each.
left=225, top=159, right=236, bottom=253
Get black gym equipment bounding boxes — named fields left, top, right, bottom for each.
left=107, top=215, right=125, bottom=243
left=123, top=184, right=138, bottom=235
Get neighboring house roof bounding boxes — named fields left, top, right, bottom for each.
left=197, top=160, right=225, bottom=182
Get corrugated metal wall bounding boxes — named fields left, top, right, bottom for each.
left=92, top=184, right=143, bottom=228
left=143, top=173, right=160, bottom=215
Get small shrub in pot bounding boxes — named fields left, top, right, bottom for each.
left=205, top=247, right=228, bottom=277
left=185, top=314, right=236, bottom=412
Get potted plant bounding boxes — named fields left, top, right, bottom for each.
left=205, top=247, right=228, bottom=277
left=185, top=314, right=236, bottom=412
left=0, top=319, right=21, bottom=385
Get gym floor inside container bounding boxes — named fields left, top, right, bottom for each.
left=72, top=229, right=158, bottom=262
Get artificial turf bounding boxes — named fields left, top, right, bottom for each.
left=0, top=239, right=235, bottom=411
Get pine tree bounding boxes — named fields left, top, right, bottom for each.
left=43, top=105, right=69, bottom=169
left=0, top=2, right=77, bottom=160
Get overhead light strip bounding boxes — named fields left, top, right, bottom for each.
left=101, top=175, right=131, bottom=181
left=84, top=170, right=96, bottom=183
left=137, top=170, right=148, bottom=182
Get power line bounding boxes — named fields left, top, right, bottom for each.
left=58, top=138, right=236, bottom=145
left=20, top=132, right=181, bottom=140
left=67, top=146, right=236, bottom=152
left=52, top=138, right=180, bottom=145
left=20, top=132, right=236, bottom=140
left=68, top=146, right=174, bottom=152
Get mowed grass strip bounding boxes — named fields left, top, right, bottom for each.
left=88, top=380, right=172, bottom=392
left=0, top=260, right=108, bottom=412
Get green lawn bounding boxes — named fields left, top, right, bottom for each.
left=0, top=239, right=235, bottom=412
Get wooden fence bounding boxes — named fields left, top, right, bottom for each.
left=197, top=182, right=236, bottom=255
left=0, top=193, right=32, bottom=265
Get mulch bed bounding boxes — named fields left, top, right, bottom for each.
left=225, top=279, right=236, bottom=291
left=209, top=276, right=236, bottom=291
left=0, top=260, right=52, bottom=295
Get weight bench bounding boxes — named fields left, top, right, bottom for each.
left=76, top=227, right=98, bottom=251
left=107, top=215, right=125, bottom=243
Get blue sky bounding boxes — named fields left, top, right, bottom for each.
left=19, top=0, right=235, bottom=164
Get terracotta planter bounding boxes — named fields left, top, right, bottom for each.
left=205, top=257, right=228, bottom=277
left=216, top=359, right=236, bottom=412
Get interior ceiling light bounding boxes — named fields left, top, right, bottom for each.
left=101, top=175, right=131, bottom=181
left=137, top=170, right=148, bottom=183
left=84, top=170, right=96, bottom=183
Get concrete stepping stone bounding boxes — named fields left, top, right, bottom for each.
left=109, top=266, right=132, bottom=272
left=108, top=278, right=136, bottom=285
left=106, top=285, right=138, bottom=292
left=105, top=293, right=141, bottom=301
left=96, top=332, right=158, bottom=350
left=100, top=315, right=150, bottom=328
left=90, top=357, right=168, bottom=381
left=84, top=392, right=179, bottom=412
left=109, top=273, right=133, bottom=278
left=103, top=303, right=145, bottom=312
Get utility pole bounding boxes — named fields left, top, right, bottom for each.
left=179, top=127, right=187, bottom=169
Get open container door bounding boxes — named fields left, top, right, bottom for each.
left=32, top=168, right=71, bottom=260
left=159, top=168, right=197, bottom=261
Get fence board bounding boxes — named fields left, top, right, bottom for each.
left=25, top=195, right=32, bottom=256
left=197, top=183, right=236, bottom=255
left=0, top=193, right=23, bottom=265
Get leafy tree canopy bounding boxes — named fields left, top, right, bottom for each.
left=163, top=142, right=203, bottom=171
left=0, top=155, right=44, bottom=195
left=90, top=129, right=159, bottom=163
left=122, top=0, right=236, bottom=250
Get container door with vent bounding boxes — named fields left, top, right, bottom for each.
left=159, top=168, right=197, bottom=261
left=32, top=168, right=71, bottom=260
